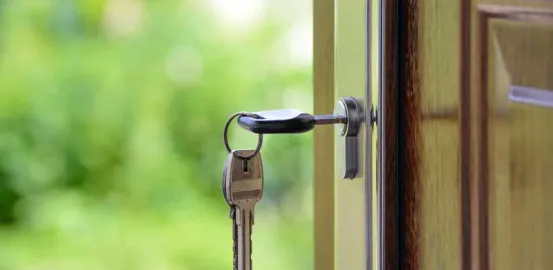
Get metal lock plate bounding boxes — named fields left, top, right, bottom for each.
left=334, top=97, right=365, bottom=179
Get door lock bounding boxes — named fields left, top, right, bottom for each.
left=236, top=97, right=372, bottom=179
left=334, top=97, right=364, bottom=179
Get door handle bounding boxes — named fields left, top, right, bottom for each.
left=509, top=85, right=553, bottom=108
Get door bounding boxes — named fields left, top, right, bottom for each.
left=315, top=0, right=553, bottom=270
left=378, top=0, right=553, bottom=270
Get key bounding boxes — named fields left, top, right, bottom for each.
left=223, top=150, right=264, bottom=270
left=236, top=97, right=366, bottom=134
left=237, top=109, right=347, bottom=134
left=224, top=150, right=263, bottom=270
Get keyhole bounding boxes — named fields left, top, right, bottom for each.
left=242, top=159, right=249, bottom=173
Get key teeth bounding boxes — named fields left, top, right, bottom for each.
left=230, top=206, right=238, bottom=270
left=250, top=213, right=253, bottom=268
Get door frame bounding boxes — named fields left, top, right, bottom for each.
left=379, top=0, right=420, bottom=269
left=313, top=0, right=418, bottom=268
left=313, top=0, right=413, bottom=269
left=379, top=1, right=474, bottom=269
left=314, top=0, right=375, bottom=269
left=313, top=0, right=335, bottom=269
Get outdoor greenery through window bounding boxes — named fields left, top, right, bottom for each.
left=0, top=0, right=313, bottom=269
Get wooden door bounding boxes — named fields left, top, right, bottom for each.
left=379, top=0, right=553, bottom=270
left=315, top=0, right=553, bottom=269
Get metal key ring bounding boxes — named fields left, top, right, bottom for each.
left=223, top=112, right=263, bottom=160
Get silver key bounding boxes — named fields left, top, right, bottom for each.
left=223, top=150, right=263, bottom=270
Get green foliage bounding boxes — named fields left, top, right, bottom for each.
left=0, top=0, right=313, bottom=269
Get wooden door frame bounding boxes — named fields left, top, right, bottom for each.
left=314, top=0, right=421, bottom=268
left=313, top=0, right=335, bottom=269
left=318, top=1, right=553, bottom=269
left=313, top=0, right=421, bottom=269
left=312, top=0, right=384, bottom=269
left=379, top=1, right=473, bottom=269
left=314, top=0, right=372, bottom=269
left=379, top=0, right=417, bottom=268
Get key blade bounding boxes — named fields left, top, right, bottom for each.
left=229, top=206, right=239, bottom=269
left=235, top=207, right=254, bottom=270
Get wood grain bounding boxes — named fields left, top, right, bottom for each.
left=382, top=1, right=421, bottom=269
left=401, top=0, right=421, bottom=269
left=387, top=1, right=467, bottom=269
left=419, top=1, right=463, bottom=270
left=460, top=0, right=473, bottom=268
left=382, top=0, right=398, bottom=269
left=382, top=1, right=553, bottom=270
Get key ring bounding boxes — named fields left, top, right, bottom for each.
left=223, top=112, right=263, bottom=160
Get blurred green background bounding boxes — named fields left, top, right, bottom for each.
left=0, top=0, right=313, bottom=269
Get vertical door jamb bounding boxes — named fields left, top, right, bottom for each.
left=378, top=0, right=421, bottom=269
left=314, top=0, right=335, bottom=269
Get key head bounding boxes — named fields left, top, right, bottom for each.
left=224, top=150, right=264, bottom=205
left=237, top=109, right=315, bottom=134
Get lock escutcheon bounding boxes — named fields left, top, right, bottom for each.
left=334, top=97, right=364, bottom=179
left=334, top=97, right=363, bottom=137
